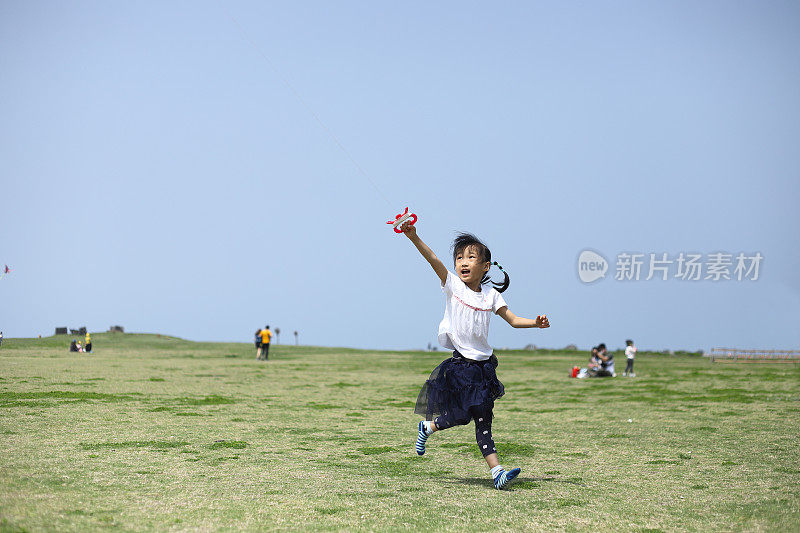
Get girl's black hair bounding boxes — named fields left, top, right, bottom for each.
left=451, top=232, right=510, bottom=293
left=626, top=339, right=633, bottom=346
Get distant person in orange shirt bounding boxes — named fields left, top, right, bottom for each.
left=258, top=326, right=273, bottom=361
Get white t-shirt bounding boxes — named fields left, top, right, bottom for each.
left=625, top=346, right=636, bottom=359
left=438, top=270, right=508, bottom=361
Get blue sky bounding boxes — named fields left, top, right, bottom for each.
left=2, top=1, right=798, bottom=351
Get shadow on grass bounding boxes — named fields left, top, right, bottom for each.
left=0, top=391, right=143, bottom=409
left=448, top=475, right=586, bottom=488
left=209, top=440, right=247, bottom=449
left=79, top=440, right=189, bottom=451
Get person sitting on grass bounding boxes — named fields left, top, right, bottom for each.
left=589, top=344, right=615, bottom=377
left=70, top=339, right=79, bottom=352
left=598, top=347, right=615, bottom=376
left=588, top=345, right=603, bottom=370
left=401, top=221, right=550, bottom=490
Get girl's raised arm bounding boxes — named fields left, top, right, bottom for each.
left=400, top=221, right=448, bottom=285
left=496, top=307, right=550, bottom=329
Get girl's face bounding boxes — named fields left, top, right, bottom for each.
left=455, top=245, right=490, bottom=288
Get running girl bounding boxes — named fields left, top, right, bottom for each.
left=400, top=220, right=550, bottom=490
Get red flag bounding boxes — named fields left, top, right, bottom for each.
left=3, top=265, right=8, bottom=274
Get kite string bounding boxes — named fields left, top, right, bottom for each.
left=228, top=14, right=394, bottom=209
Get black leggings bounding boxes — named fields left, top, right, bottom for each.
left=434, top=403, right=497, bottom=457
left=625, top=359, right=634, bottom=373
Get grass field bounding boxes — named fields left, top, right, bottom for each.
left=1, top=333, right=798, bottom=532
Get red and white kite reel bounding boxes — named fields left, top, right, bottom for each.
left=386, top=207, right=418, bottom=233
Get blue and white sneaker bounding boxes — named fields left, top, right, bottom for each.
left=493, top=467, right=521, bottom=489
left=415, top=421, right=429, bottom=455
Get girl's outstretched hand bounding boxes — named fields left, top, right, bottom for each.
left=400, top=220, right=417, bottom=237
left=535, top=315, right=550, bottom=328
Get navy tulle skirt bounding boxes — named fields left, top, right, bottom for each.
left=414, top=351, right=505, bottom=421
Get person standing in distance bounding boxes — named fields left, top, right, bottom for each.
left=623, top=339, right=637, bottom=377
left=259, top=326, right=273, bottom=361
left=254, top=328, right=263, bottom=359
